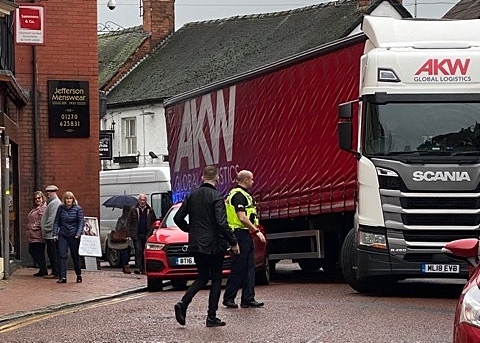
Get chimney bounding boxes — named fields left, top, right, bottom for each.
left=143, top=0, right=175, bottom=45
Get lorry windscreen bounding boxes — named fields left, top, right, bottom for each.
left=362, top=102, right=480, bottom=161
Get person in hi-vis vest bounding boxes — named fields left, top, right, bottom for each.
left=223, top=170, right=266, bottom=309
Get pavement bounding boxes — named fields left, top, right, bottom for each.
left=0, top=261, right=146, bottom=325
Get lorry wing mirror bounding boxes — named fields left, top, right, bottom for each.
left=338, top=102, right=352, bottom=119
left=338, top=122, right=352, bottom=151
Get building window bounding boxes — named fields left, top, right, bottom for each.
left=123, top=118, right=137, bottom=155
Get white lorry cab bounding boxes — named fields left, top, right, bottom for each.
left=100, top=167, right=173, bottom=266
left=339, top=16, right=480, bottom=293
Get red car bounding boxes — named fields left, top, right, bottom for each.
left=144, top=203, right=269, bottom=291
left=442, top=239, right=480, bottom=343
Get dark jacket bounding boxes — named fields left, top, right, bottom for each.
left=174, top=183, right=237, bottom=255
left=126, top=204, right=156, bottom=240
left=53, top=204, right=85, bottom=237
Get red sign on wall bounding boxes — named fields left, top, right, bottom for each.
left=15, top=5, right=45, bottom=45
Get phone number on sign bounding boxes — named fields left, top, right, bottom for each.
left=60, top=120, right=81, bottom=127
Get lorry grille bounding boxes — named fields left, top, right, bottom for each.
left=402, top=214, right=480, bottom=226
left=401, top=197, right=480, bottom=209
left=403, top=230, right=479, bottom=242
left=379, top=177, right=480, bottom=245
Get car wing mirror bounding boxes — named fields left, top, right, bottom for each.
left=442, top=238, right=480, bottom=268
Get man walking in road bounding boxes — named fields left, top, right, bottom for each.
left=41, top=184, right=61, bottom=279
left=126, top=194, right=156, bottom=274
left=173, top=165, right=240, bottom=327
left=223, top=170, right=266, bottom=309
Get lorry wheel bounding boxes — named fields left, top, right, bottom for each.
left=147, top=278, right=163, bottom=292
left=255, top=255, right=270, bottom=285
left=298, top=259, right=322, bottom=271
left=340, top=228, right=372, bottom=294
left=171, top=279, right=188, bottom=290
left=106, top=246, right=121, bottom=268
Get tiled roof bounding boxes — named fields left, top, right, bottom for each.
left=98, top=26, right=149, bottom=89
left=106, top=0, right=410, bottom=106
left=443, top=0, right=480, bottom=19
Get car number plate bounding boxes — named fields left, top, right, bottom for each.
left=176, top=257, right=195, bottom=265
left=421, top=264, right=460, bottom=273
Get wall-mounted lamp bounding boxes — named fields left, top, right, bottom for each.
left=110, top=120, right=116, bottom=133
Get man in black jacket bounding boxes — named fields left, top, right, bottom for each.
left=173, top=165, right=240, bottom=328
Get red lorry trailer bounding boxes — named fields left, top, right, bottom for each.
left=164, top=35, right=365, bottom=273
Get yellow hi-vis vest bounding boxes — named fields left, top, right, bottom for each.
left=226, top=187, right=259, bottom=230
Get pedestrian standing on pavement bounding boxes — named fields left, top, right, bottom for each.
left=40, top=184, right=61, bottom=279
left=53, top=191, right=85, bottom=284
left=26, top=191, right=48, bottom=277
left=173, top=165, right=240, bottom=328
left=126, top=194, right=156, bottom=274
left=113, top=206, right=132, bottom=274
left=223, top=170, right=266, bottom=309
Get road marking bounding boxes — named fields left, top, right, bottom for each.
left=0, top=293, right=147, bottom=333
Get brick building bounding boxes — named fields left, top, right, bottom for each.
left=0, top=0, right=99, bottom=272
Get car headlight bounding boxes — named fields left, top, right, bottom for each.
left=146, top=243, right=166, bottom=251
left=358, top=230, right=387, bottom=250
left=460, top=285, right=480, bottom=328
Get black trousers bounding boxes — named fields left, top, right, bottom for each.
left=134, top=234, right=147, bottom=271
left=181, top=252, right=224, bottom=318
left=223, top=230, right=255, bottom=304
left=28, top=242, right=47, bottom=274
left=45, top=238, right=59, bottom=276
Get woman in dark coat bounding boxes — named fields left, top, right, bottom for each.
left=53, top=191, right=85, bottom=284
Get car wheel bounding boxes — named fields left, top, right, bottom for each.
left=106, top=246, right=121, bottom=268
left=147, top=278, right=163, bottom=292
left=171, top=279, right=188, bottom=290
left=340, top=228, right=372, bottom=294
left=297, top=258, right=322, bottom=271
left=255, top=255, right=270, bottom=285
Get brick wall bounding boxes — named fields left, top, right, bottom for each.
left=15, top=0, right=99, bottom=258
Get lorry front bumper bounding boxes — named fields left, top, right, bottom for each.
left=356, top=247, right=469, bottom=280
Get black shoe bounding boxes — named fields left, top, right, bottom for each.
left=33, top=272, right=47, bottom=277
left=240, top=300, right=264, bottom=308
left=57, top=278, right=67, bottom=284
left=206, top=317, right=226, bottom=327
left=222, top=300, right=238, bottom=308
left=174, top=302, right=186, bottom=326
left=134, top=269, right=141, bottom=275
left=76, top=275, right=82, bottom=283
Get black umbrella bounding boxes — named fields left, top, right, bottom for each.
left=102, top=195, right=138, bottom=209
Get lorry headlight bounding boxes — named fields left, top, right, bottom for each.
left=146, top=243, right=166, bottom=251
left=460, top=284, right=480, bottom=328
left=358, top=231, right=387, bottom=250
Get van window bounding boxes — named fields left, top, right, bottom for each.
left=151, top=192, right=173, bottom=219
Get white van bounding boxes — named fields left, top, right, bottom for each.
left=100, top=167, right=173, bottom=266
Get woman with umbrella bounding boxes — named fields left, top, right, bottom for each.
left=111, top=206, right=132, bottom=273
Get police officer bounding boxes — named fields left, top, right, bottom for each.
left=223, top=170, right=266, bottom=309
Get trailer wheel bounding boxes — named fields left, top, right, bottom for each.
left=341, top=228, right=372, bottom=293
left=255, top=255, right=270, bottom=285
left=147, top=277, right=163, bottom=292
left=298, top=259, right=322, bottom=271
left=106, top=246, right=121, bottom=268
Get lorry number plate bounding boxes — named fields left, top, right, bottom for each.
left=421, top=264, right=459, bottom=273
left=176, top=257, right=195, bottom=265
